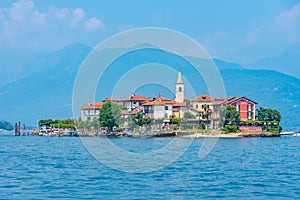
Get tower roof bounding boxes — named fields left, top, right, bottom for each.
left=177, top=68, right=183, bottom=84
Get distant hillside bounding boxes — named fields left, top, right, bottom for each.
left=248, top=44, right=300, bottom=79
left=0, top=43, right=299, bottom=131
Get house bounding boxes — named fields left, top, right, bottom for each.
left=212, top=97, right=257, bottom=122
left=191, top=93, right=214, bottom=117
left=122, top=94, right=150, bottom=111
left=142, top=95, right=175, bottom=119
left=81, top=102, right=103, bottom=121
left=226, top=97, right=257, bottom=121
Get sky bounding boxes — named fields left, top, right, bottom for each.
left=0, top=0, right=300, bottom=86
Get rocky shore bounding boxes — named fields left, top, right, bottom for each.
left=179, top=132, right=280, bottom=138
left=77, top=129, right=280, bottom=138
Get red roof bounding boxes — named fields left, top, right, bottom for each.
left=142, top=95, right=177, bottom=106
left=82, top=102, right=104, bottom=110
left=121, top=110, right=139, bottom=115
left=226, top=96, right=257, bottom=105
left=103, top=97, right=121, bottom=102
left=192, top=93, right=214, bottom=102
left=123, top=94, right=150, bottom=101
left=212, top=97, right=257, bottom=106
left=173, top=102, right=186, bottom=107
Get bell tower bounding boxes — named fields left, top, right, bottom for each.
left=175, top=68, right=184, bottom=103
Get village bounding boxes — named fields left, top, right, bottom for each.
left=77, top=69, right=281, bottom=137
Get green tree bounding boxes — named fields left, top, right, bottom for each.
left=99, top=101, right=121, bottom=131
left=202, top=104, right=212, bottom=129
left=170, top=117, right=180, bottom=124
left=219, top=105, right=240, bottom=127
left=0, top=121, right=13, bottom=131
left=184, top=112, right=196, bottom=119
left=131, top=112, right=144, bottom=126
left=131, top=112, right=152, bottom=127
left=257, top=107, right=281, bottom=122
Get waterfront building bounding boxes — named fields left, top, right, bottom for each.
left=142, top=95, right=175, bottom=119
left=212, top=97, right=257, bottom=121
left=122, top=94, right=150, bottom=111
left=81, top=102, right=104, bottom=121
left=190, top=93, right=214, bottom=118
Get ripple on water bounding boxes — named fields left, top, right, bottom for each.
left=0, top=136, right=300, bottom=199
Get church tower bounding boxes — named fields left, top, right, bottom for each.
left=175, top=68, right=184, bottom=103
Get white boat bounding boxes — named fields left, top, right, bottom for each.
left=292, top=132, right=300, bottom=137
left=280, top=131, right=294, bottom=135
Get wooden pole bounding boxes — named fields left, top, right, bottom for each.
left=18, top=121, right=21, bottom=136
left=15, top=123, right=18, bottom=136
left=23, top=124, right=25, bottom=136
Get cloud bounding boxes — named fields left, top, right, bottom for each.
left=85, top=17, right=103, bottom=31
left=73, top=8, right=85, bottom=19
left=0, top=0, right=104, bottom=49
left=201, top=3, right=300, bottom=63
left=246, top=3, right=300, bottom=44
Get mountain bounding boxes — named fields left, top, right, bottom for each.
left=0, top=44, right=92, bottom=126
left=247, top=44, right=300, bottom=79
left=0, top=43, right=299, bottom=131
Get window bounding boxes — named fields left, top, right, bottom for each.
left=88, top=110, right=90, bottom=115
left=248, top=104, right=252, bottom=111
left=178, top=87, right=182, bottom=92
left=196, top=105, right=198, bottom=109
left=87, top=117, right=91, bottom=121
left=165, top=113, right=168, bottom=118
left=248, top=112, right=252, bottom=119
left=165, top=106, right=168, bottom=110
left=236, top=104, right=240, bottom=111
left=94, top=110, right=96, bottom=115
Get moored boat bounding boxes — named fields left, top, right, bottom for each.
left=292, top=132, right=300, bottom=137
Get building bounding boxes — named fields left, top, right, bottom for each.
left=226, top=97, right=257, bottom=121
left=191, top=93, right=214, bottom=116
left=143, top=95, right=176, bottom=119
left=122, top=94, right=150, bottom=111
left=81, top=102, right=104, bottom=121
left=175, top=69, right=184, bottom=103
left=212, top=97, right=257, bottom=122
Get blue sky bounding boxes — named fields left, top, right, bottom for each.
left=0, top=0, right=300, bottom=85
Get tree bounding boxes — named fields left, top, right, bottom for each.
left=99, top=101, right=121, bottom=131
left=202, top=104, right=212, bottom=129
left=257, top=107, right=281, bottom=122
left=170, top=117, right=180, bottom=124
left=131, top=111, right=144, bottom=126
left=184, top=112, right=196, bottom=119
left=0, top=121, right=13, bottom=131
left=219, top=105, right=240, bottom=127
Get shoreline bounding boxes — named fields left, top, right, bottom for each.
left=77, top=131, right=280, bottom=138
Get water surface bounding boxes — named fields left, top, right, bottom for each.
left=0, top=134, right=299, bottom=199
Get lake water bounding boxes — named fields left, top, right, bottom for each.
left=1, top=134, right=300, bottom=199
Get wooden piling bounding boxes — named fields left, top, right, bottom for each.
left=15, top=123, right=18, bottom=136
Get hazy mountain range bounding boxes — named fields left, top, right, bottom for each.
left=247, top=44, right=300, bottom=79
left=0, top=43, right=299, bottom=131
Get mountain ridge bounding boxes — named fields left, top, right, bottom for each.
left=0, top=43, right=299, bottom=131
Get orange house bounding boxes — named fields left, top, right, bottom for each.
left=212, top=96, right=257, bottom=122
left=226, top=97, right=257, bottom=121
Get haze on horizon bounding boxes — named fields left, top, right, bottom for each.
left=0, top=0, right=300, bottom=87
